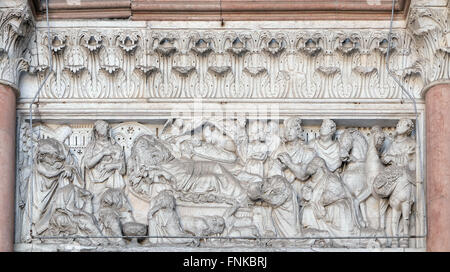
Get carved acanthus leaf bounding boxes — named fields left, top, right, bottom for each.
left=407, top=6, right=450, bottom=84
left=0, top=5, right=34, bottom=90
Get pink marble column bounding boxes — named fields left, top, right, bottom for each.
left=0, top=84, right=16, bottom=252
left=425, top=83, right=450, bottom=252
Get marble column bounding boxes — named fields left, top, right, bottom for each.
left=0, top=84, right=17, bottom=252
left=425, top=82, right=450, bottom=252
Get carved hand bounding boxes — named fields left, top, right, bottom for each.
left=251, top=152, right=267, bottom=160
left=104, top=163, right=121, bottom=172
left=277, top=153, right=292, bottom=166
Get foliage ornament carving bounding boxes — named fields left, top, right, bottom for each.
left=407, top=3, right=450, bottom=86
left=0, top=4, right=34, bottom=91
left=25, top=25, right=442, bottom=100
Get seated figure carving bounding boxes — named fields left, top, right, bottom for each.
left=22, top=126, right=82, bottom=242
left=44, top=183, right=105, bottom=246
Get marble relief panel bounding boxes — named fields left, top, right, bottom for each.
left=16, top=117, right=422, bottom=249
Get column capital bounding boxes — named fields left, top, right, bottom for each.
left=407, top=1, right=449, bottom=86
left=420, top=79, right=450, bottom=98
left=0, top=3, right=34, bottom=95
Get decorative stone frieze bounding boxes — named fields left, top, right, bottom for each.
left=28, top=27, right=427, bottom=100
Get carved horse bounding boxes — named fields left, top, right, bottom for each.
left=373, top=160, right=415, bottom=246
left=339, top=128, right=370, bottom=228
left=339, top=127, right=391, bottom=230
left=365, top=126, right=388, bottom=231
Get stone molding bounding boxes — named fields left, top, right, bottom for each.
left=420, top=79, right=450, bottom=97
left=30, top=0, right=410, bottom=21
left=0, top=4, right=34, bottom=94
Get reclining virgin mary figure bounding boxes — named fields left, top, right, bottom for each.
left=128, top=134, right=248, bottom=215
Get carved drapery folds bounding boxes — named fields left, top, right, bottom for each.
left=29, top=27, right=427, bottom=100
left=0, top=5, right=33, bottom=92
left=16, top=118, right=422, bottom=249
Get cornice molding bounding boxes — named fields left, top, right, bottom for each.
left=29, top=0, right=410, bottom=21
left=420, top=79, right=450, bottom=98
